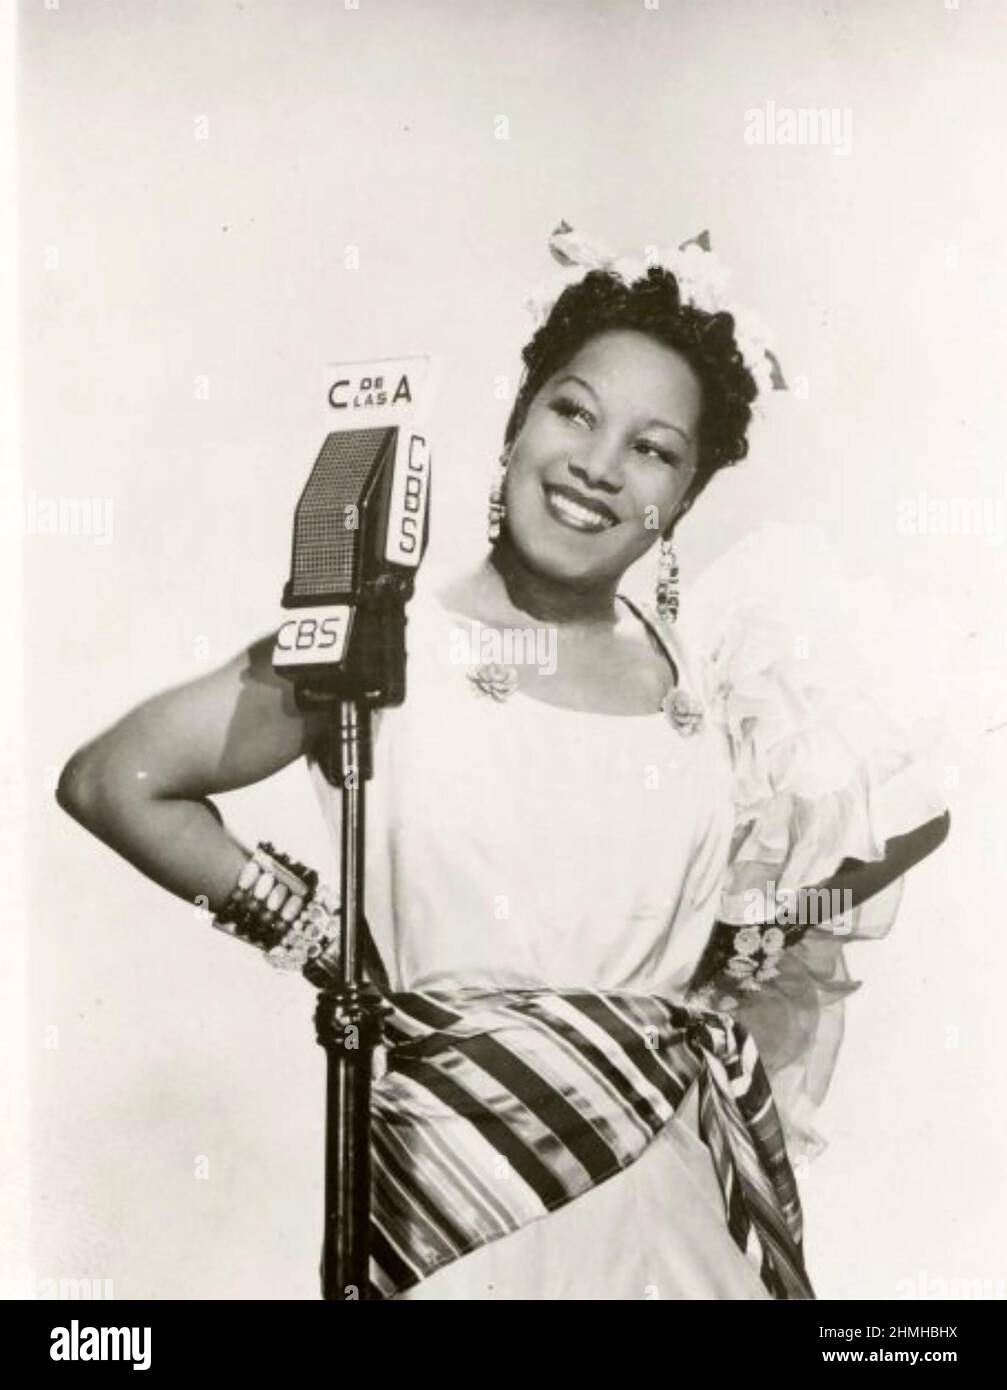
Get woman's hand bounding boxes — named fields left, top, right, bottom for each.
left=56, top=632, right=330, bottom=913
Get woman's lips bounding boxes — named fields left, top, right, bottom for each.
left=542, top=483, right=619, bottom=534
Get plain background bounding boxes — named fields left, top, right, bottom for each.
left=7, top=0, right=1007, bottom=1299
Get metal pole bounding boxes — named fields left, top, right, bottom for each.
left=315, top=698, right=384, bottom=1300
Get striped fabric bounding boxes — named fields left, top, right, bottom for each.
left=367, top=987, right=814, bottom=1300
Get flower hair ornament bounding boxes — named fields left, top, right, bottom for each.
left=526, top=221, right=787, bottom=402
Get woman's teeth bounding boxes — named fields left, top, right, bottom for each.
left=544, top=487, right=617, bottom=533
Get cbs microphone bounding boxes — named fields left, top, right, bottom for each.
left=271, top=355, right=434, bottom=779
left=270, top=360, right=435, bottom=1293
left=269, top=355, right=434, bottom=990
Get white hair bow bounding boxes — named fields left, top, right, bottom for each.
left=526, top=221, right=786, bottom=397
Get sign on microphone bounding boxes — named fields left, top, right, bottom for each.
left=385, top=432, right=430, bottom=569
left=273, top=606, right=354, bottom=668
left=323, top=355, right=436, bottom=429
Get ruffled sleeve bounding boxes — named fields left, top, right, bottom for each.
left=709, top=599, right=949, bottom=924
left=679, top=543, right=954, bottom=1165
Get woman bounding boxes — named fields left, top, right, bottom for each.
left=57, top=225, right=951, bottom=1301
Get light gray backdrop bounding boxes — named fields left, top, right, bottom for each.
left=10, top=0, right=1006, bottom=1300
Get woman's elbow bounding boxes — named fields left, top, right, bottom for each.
left=56, top=744, right=140, bottom=829
left=902, top=808, right=951, bottom=868
left=925, top=807, right=951, bottom=853
left=55, top=747, right=103, bottom=824
left=866, top=809, right=951, bottom=887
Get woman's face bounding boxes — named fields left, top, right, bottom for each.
left=502, top=329, right=702, bottom=590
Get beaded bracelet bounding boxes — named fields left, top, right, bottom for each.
left=687, top=916, right=809, bottom=1009
left=213, top=842, right=314, bottom=947
left=265, top=883, right=341, bottom=974
left=212, top=841, right=341, bottom=977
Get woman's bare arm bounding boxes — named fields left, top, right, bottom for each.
left=56, top=633, right=329, bottom=913
left=809, top=810, right=951, bottom=922
left=692, top=811, right=951, bottom=985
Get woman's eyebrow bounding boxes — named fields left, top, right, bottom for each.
left=641, top=415, right=692, bottom=447
left=554, top=373, right=599, bottom=398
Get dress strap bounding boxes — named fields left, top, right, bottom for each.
left=616, top=591, right=681, bottom=690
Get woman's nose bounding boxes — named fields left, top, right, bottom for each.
left=567, top=439, right=623, bottom=493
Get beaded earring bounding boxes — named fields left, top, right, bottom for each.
left=487, top=452, right=508, bottom=543
left=656, top=535, right=680, bottom=624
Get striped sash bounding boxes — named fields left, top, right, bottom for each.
left=367, top=987, right=814, bottom=1300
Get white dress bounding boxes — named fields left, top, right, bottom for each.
left=307, top=567, right=948, bottom=1301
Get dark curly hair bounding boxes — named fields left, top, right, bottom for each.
left=504, top=267, right=759, bottom=515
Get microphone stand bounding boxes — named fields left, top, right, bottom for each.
left=310, top=700, right=388, bottom=1300
left=303, top=597, right=405, bottom=1301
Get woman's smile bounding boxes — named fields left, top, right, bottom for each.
left=542, top=481, right=620, bottom=534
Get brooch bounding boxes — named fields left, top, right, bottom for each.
left=466, top=663, right=519, bottom=703
left=662, top=687, right=705, bottom=736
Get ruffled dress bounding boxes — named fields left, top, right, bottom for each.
left=307, top=548, right=948, bottom=1301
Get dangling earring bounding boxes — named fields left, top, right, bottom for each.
left=656, top=535, right=679, bottom=623
left=487, top=452, right=508, bottom=543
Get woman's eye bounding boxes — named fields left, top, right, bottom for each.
left=551, top=397, right=595, bottom=428
left=635, top=439, right=680, bottom=466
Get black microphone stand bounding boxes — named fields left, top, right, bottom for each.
left=300, top=596, right=406, bottom=1301
left=310, top=700, right=387, bottom=1299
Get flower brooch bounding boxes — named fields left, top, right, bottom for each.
left=466, top=663, right=519, bottom=702
left=661, top=687, right=705, bottom=736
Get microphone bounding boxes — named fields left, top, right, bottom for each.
left=272, top=362, right=436, bottom=1264
left=271, top=356, right=434, bottom=721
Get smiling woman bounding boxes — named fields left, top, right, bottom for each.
left=506, top=331, right=701, bottom=572
left=58, top=223, right=950, bottom=1301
